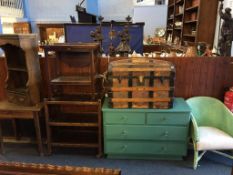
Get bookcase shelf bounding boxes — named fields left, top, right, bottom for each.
left=166, top=0, right=218, bottom=47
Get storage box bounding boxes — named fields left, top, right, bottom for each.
left=107, top=58, right=175, bottom=109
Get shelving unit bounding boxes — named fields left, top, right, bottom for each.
left=0, top=34, right=41, bottom=106
left=45, top=99, right=102, bottom=156
left=42, top=43, right=101, bottom=99
left=43, top=43, right=103, bottom=156
left=166, top=0, right=219, bottom=47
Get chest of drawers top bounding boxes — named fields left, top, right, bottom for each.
left=102, top=98, right=190, bottom=113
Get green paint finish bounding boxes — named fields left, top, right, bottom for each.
left=102, top=97, right=191, bottom=159
left=147, top=113, right=190, bottom=125
left=104, top=112, right=145, bottom=124
left=105, top=141, right=186, bottom=156
left=104, top=125, right=188, bottom=141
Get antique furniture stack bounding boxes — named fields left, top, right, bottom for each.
left=0, top=34, right=43, bottom=155
left=102, top=58, right=191, bottom=159
left=42, top=43, right=103, bottom=156
left=166, top=0, right=218, bottom=46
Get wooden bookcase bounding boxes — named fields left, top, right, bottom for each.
left=166, top=0, right=219, bottom=47
left=42, top=43, right=101, bottom=99
left=42, top=43, right=103, bottom=156
left=44, top=99, right=102, bottom=156
left=0, top=34, right=41, bottom=106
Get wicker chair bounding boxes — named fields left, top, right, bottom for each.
left=186, top=96, right=233, bottom=169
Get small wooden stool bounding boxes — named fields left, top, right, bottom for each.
left=0, top=101, right=43, bottom=156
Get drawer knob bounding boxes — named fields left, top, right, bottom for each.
left=161, top=117, right=166, bottom=121
left=121, top=145, right=127, bottom=151
left=120, top=116, right=126, bottom=121
left=19, top=97, right=25, bottom=102
left=121, top=130, right=127, bottom=136
left=161, top=147, right=167, bottom=152
left=163, top=131, right=169, bottom=137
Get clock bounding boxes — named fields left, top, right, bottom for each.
left=155, top=28, right=166, bottom=37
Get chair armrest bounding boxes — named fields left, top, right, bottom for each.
left=190, top=113, right=199, bottom=142
left=222, top=108, right=233, bottom=137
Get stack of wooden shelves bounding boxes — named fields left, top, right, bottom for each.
left=166, top=0, right=218, bottom=47
left=42, top=43, right=103, bottom=156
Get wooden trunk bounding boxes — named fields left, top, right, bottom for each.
left=107, top=58, right=175, bottom=108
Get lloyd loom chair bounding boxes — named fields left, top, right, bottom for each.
left=186, top=96, right=233, bottom=169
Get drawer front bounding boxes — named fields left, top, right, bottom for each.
left=147, top=113, right=190, bottom=125
left=0, top=110, right=33, bottom=119
left=104, top=125, right=188, bottom=141
left=104, top=112, right=145, bottom=124
left=105, top=141, right=186, bottom=156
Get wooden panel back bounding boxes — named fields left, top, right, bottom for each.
left=1, top=56, right=233, bottom=101
left=0, top=57, right=7, bottom=100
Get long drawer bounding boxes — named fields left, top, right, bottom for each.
left=104, top=112, right=145, bottom=124
left=104, top=125, right=188, bottom=141
left=147, top=113, right=190, bottom=125
left=105, top=141, right=186, bottom=156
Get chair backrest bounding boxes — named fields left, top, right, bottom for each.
left=186, top=96, right=228, bottom=130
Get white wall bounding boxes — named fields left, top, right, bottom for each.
left=26, top=0, right=85, bottom=22
left=98, top=0, right=134, bottom=21
left=133, top=5, right=167, bottom=37
left=25, top=0, right=86, bottom=31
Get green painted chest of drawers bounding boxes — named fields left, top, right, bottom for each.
left=102, top=98, right=191, bottom=160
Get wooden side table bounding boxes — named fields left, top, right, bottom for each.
left=0, top=101, right=43, bottom=156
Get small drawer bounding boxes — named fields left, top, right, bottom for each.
left=104, top=112, right=145, bottom=124
left=104, top=125, right=188, bottom=141
left=7, top=92, right=31, bottom=106
left=105, top=141, right=186, bottom=156
left=0, top=110, right=12, bottom=118
left=147, top=113, right=190, bottom=125
left=0, top=110, right=33, bottom=119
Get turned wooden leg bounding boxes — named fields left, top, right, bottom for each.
left=44, top=102, right=52, bottom=155
left=12, top=119, right=21, bottom=140
left=0, top=121, right=4, bottom=154
left=33, top=112, right=43, bottom=156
